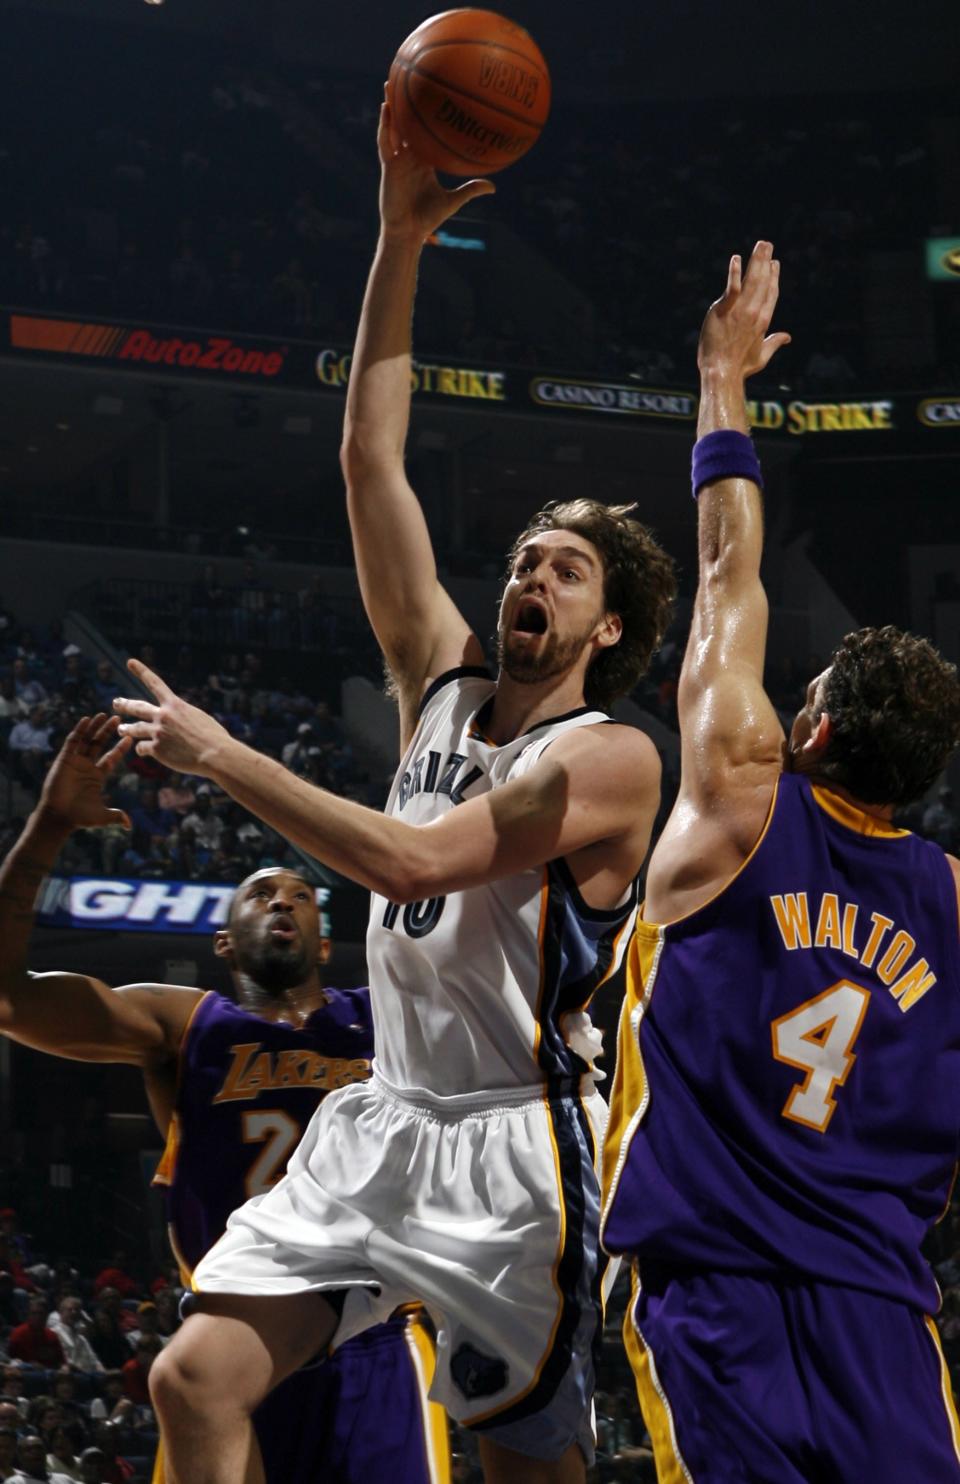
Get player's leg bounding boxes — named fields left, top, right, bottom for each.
left=794, top=1283, right=960, bottom=1481
left=149, top=1290, right=340, bottom=1484
left=477, top=1435, right=585, bottom=1483
left=423, top=1091, right=603, bottom=1483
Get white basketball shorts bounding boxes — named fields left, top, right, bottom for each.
left=193, top=1069, right=614, bottom=1462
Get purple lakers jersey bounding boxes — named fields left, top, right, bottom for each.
left=602, top=773, right=960, bottom=1312
left=155, top=989, right=373, bottom=1273
left=152, top=992, right=448, bottom=1484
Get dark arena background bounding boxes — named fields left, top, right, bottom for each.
left=1, top=0, right=959, bottom=1479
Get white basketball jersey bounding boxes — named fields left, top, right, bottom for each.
left=366, top=668, right=639, bottom=1098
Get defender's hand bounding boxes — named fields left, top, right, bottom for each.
left=115, top=660, right=229, bottom=776
left=37, top=714, right=132, bottom=832
left=378, top=96, right=495, bottom=245
left=698, top=240, right=792, bottom=380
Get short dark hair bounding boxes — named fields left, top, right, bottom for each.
left=506, top=499, right=677, bottom=710
left=817, top=626, right=960, bottom=805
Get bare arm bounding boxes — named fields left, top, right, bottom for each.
left=647, top=244, right=791, bottom=917
left=679, top=243, right=792, bottom=792
left=0, top=716, right=202, bottom=1064
left=116, top=666, right=657, bottom=906
left=341, top=103, right=494, bottom=725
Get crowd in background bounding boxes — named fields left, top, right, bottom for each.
left=0, top=588, right=387, bottom=887
left=0, top=1209, right=179, bottom=1484
left=1, top=12, right=957, bottom=389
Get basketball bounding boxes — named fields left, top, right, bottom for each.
left=387, top=9, right=551, bottom=176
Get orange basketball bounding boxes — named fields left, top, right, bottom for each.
left=387, top=9, right=551, bottom=176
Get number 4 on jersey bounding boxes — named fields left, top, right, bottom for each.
left=771, top=980, right=871, bottom=1132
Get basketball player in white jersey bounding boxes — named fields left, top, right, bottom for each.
left=114, top=101, right=676, bottom=1484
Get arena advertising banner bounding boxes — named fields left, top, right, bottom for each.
left=2, top=309, right=957, bottom=444
left=36, top=875, right=332, bottom=937
left=2, top=310, right=508, bottom=409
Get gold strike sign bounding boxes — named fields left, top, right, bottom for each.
left=316, top=349, right=505, bottom=402
left=747, top=399, right=895, bottom=434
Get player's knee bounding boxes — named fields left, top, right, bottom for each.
left=149, top=1332, right=230, bottom=1417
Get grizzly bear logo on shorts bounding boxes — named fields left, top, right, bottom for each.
left=451, top=1342, right=509, bottom=1399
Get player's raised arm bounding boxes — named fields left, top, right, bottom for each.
left=680, top=242, right=792, bottom=790
left=645, top=244, right=791, bottom=919
left=340, top=102, right=494, bottom=726
left=0, top=716, right=201, bottom=1064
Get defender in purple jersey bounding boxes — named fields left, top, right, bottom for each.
left=601, top=243, right=960, bottom=1482
left=0, top=716, right=448, bottom=1484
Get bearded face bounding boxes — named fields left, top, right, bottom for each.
left=497, top=530, right=614, bottom=693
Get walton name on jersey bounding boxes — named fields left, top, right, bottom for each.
left=769, top=890, right=938, bottom=1012
left=212, top=1041, right=371, bottom=1103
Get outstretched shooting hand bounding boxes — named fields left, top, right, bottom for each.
left=38, top=714, right=132, bottom=832
left=114, top=660, right=229, bottom=777
left=378, top=93, right=495, bottom=245
left=698, top=240, right=792, bottom=380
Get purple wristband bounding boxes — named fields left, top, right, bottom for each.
left=691, top=429, right=763, bottom=498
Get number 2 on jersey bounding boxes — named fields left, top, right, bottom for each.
left=771, top=980, right=871, bottom=1132
left=241, top=1109, right=301, bottom=1197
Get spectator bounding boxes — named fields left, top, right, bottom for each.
left=155, top=774, right=195, bottom=818
left=280, top=722, right=313, bottom=770
left=0, top=678, right=28, bottom=724
left=47, top=1300, right=102, bottom=1375
left=180, top=788, right=223, bottom=852
left=90, top=664, right=118, bottom=713
left=76, top=1451, right=108, bottom=1484
left=85, top=1380, right=125, bottom=1429
left=85, top=1313, right=127, bottom=1375
left=0, top=1430, right=18, bottom=1482
left=91, top=1261, right=136, bottom=1302
left=8, top=707, right=53, bottom=788
left=120, top=1338, right=160, bottom=1410
left=45, top=1426, right=83, bottom=1483
left=124, top=1305, right=165, bottom=1353
left=5, top=1432, right=74, bottom=1483
left=85, top=1425, right=133, bottom=1484
left=46, top=1383, right=82, bottom=1434
left=0, top=1368, right=28, bottom=1422
left=7, top=1298, right=66, bottom=1368
left=151, top=1290, right=179, bottom=1342
left=11, top=660, right=47, bottom=709
left=127, top=788, right=175, bottom=855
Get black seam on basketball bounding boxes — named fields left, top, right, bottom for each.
left=403, top=36, right=547, bottom=80
left=401, top=64, right=518, bottom=171
left=409, top=63, right=547, bottom=132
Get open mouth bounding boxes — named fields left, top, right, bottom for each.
left=269, top=915, right=298, bottom=942
left=513, top=601, right=548, bottom=635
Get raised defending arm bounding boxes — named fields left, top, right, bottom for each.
left=340, top=102, right=493, bottom=731
left=0, top=716, right=201, bottom=1064
left=679, top=242, right=792, bottom=793
left=645, top=244, right=792, bottom=919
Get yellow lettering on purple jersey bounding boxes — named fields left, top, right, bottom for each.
left=771, top=892, right=812, bottom=950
